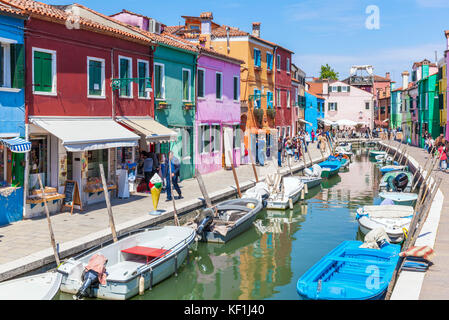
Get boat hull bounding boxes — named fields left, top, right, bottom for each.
left=266, top=187, right=302, bottom=210
left=357, top=216, right=410, bottom=243
left=299, top=177, right=322, bottom=189
left=0, top=272, right=62, bottom=300
left=379, top=192, right=418, bottom=207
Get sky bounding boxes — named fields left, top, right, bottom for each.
left=45, top=0, right=449, bottom=84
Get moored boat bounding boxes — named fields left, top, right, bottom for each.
left=379, top=171, right=413, bottom=192
left=369, top=150, right=387, bottom=158
left=266, top=177, right=305, bottom=210
left=58, top=226, right=196, bottom=300
left=380, top=165, right=408, bottom=175
left=296, top=240, right=401, bottom=300
left=356, top=205, right=414, bottom=243
left=378, top=191, right=418, bottom=206
left=0, top=272, right=62, bottom=300
left=318, top=160, right=341, bottom=178
left=195, top=198, right=263, bottom=243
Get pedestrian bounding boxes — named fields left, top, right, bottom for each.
left=438, top=143, right=447, bottom=171
left=311, top=129, right=315, bottom=143
left=304, top=130, right=311, bottom=152
left=278, top=136, right=283, bottom=167
left=143, top=152, right=154, bottom=190
left=166, top=151, right=183, bottom=201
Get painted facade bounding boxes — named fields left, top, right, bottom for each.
left=390, top=83, right=402, bottom=130
left=0, top=5, right=26, bottom=225
left=418, top=72, right=440, bottom=146
left=291, top=64, right=306, bottom=134
left=304, top=91, right=325, bottom=135
left=274, top=46, right=293, bottom=139
left=438, top=58, right=447, bottom=140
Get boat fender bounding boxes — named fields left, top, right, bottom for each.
left=139, top=276, right=145, bottom=295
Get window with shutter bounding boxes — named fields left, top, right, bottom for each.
left=33, top=49, right=55, bottom=94
left=182, top=68, right=191, bottom=101
left=154, top=63, right=164, bottom=100
left=138, top=60, right=149, bottom=98
left=88, top=58, right=104, bottom=97
left=197, top=68, right=205, bottom=98
left=233, top=76, right=239, bottom=101
left=216, top=72, right=222, bottom=100
left=10, top=44, right=24, bottom=89
left=119, top=56, right=132, bottom=97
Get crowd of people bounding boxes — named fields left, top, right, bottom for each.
left=423, top=131, right=449, bottom=172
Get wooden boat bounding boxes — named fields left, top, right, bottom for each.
left=296, top=240, right=401, bottom=300
left=369, top=150, right=387, bottom=158
left=266, top=177, right=304, bottom=210
left=356, top=205, right=414, bottom=243
left=318, top=160, right=341, bottom=178
left=0, top=272, right=62, bottom=300
left=243, top=182, right=270, bottom=204
left=378, top=191, right=418, bottom=206
left=380, top=165, right=408, bottom=175
left=198, top=198, right=263, bottom=244
left=57, top=226, right=196, bottom=300
left=339, top=158, right=350, bottom=170
left=298, top=176, right=322, bottom=189
left=375, top=154, right=393, bottom=164
left=379, top=171, right=413, bottom=192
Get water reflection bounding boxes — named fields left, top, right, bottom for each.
left=57, top=148, right=380, bottom=300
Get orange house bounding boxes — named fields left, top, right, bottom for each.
left=166, top=14, right=278, bottom=164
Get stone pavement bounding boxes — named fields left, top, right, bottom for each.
left=381, top=140, right=449, bottom=300
left=0, top=141, right=330, bottom=281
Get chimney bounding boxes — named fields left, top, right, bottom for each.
left=385, top=72, right=390, bottom=80
left=402, top=71, right=409, bottom=90
left=200, top=12, right=213, bottom=48
left=252, top=22, right=261, bottom=38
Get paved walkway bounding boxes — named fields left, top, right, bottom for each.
left=0, top=142, right=330, bottom=281
left=381, top=140, right=449, bottom=300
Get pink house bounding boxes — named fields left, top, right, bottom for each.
left=321, top=80, right=374, bottom=128
left=195, top=45, right=243, bottom=174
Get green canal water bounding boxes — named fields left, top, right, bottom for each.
left=57, top=147, right=385, bottom=300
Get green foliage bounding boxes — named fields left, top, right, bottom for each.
left=253, top=108, right=264, bottom=127
left=319, top=64, right=339, bottom=80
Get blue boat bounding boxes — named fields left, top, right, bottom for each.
left=296, top=241, right=401, bottom=300
left=380, top=165, right=408, bottom=175
left=318, top=160, right=341, bottom=178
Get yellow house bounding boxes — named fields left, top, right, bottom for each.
left=166, top=14, right=278, bottom=164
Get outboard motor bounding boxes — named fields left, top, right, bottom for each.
left=74, top=269, right=100, bottom=300
left=393, top=173, right=409, bottom=192
left=73, top=254, right=108, bottom=300
left=195, top=208, right=215, bottom=237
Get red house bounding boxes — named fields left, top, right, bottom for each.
left=274, top=45, right=294, bottom=138
left=4, top=0, right=161, bottom=217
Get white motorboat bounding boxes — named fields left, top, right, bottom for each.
left=0, top=272, right=62, bottom=300
left=299, top=164, right=323, bottom=189
left=243, top=181, right=270, bottom=204
left=378, top=191, right=418, bottom=206
left=266, top=176, right=305, bottom=210
left=356, top=205, right=414, bottom=243
left=57, top=226, right=196, bottom=300
left=337, top=142, right=352, bottom=152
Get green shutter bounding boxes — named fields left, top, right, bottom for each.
left=216, top=73, right=222, bottom=99
left=198, top=69, right=204, bottom=98
left=335, top=102, right=338, bottom=111
left=119, top=58, right=130, bottom=96
left=183, top=70, right=189, bottom=101
left=138, top=62, right=147, bottom=98
left=155, top=65, right=161, bottom=99
left=233, top=77, right=238, bottom=100
left=33, top=51, right=53, bottom=92
left=89, top=60, right=102, bottom=96
left=11, top=44, right=25, bottom=89
left=337, top=86, right=341, bottom=92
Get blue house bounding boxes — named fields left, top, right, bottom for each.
left=0, top=5, right=28, bottom=226
left=305, top=91, right=325, bottom=135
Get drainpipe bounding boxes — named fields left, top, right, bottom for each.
left=111, top=48, right=115, bottom=120
left=23, top=17, right=30, bottom=219
left=194, top=51, right=199, bottom=175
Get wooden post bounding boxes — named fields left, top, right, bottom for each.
left=248, top=151, right=259, bottom=183
left=299, top=142, right=307, bottom=174
left=392, top=142, right=402, bottom=160
left=167, top=156, right=179, bottom=226
left=99, top=164, right=118, bottom=242
left=195, top=169, right=217, bottom=218
left=37, top=175, right=60, bottom=266
left=306, top=145, right=314, bottom=166
left=229, top=151, right=242, bottom=198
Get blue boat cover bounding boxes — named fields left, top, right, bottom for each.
left=296, top=241, right=401, bottom=300
left=0, top=137, right=31, bottom=153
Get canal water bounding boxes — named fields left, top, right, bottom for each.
left=57, top=147, right=384, bottom=300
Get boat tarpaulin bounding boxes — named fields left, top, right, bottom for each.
left=30, top=118, right=139, bottom=152
left=0, top=137, right=31, bottom=153
left=117, top=117, right=178, bottom=143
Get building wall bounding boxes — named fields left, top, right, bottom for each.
left=25, top=18, right=153, bottom=118
left=274, top=47, right=292, bottom=136
left=390, top=88, right=402, bottom=130
left=304, top=92, right=323, bottom=134
left=195, top=54, right=241, bottom=174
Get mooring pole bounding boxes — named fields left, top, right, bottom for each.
left=100, top=164, right=118, bottom=242
left=229, top=151, right=242, bottom=198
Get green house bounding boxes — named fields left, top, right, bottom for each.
left=153, top=43, right=198, bottom=181
left=418, top=72, right=439, bottom=147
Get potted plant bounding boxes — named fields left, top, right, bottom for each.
left=267, top=107, right=276, bottom=119
left=253, top=108, right=264, bottom=127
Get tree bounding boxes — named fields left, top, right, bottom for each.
left=319, top=64, right=339, bottom=80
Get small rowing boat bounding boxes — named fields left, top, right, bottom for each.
left=369, top=150, right=387, bottom=158
left=378, top=191, right=418, bottom=206
left=0, top=272, right=62, bottom=300
left=266, top=177, right=304, bottom=210
left=296, top=240, right=401, bottom=300
left=380, top=165, right=408, bottom=175
left=318, top=160, right=341, bottom=178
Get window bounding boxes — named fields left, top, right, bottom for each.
left=216, top=72, right=223, bottom=100
left=154, top=63, right=165, bottom=100
left=233, top=126, right=241, bottom=149
left=119, top=56, right=132, bottom=97
left=328, top=102, right=337, bottom=111
left=87, top=149, right=108, bottom=179
left=286, top=58, right=290, bottom=73
left=287, top=90, right=290, bottom=108
left=331, top=86, right=337, bottom=93
left=197, top=68, right=205, bottom=98
left=1, top=42, right=24, bottom=90
left=233, top=76, right=239, bottom=101
left=342, top=86, right=348, bottom=92
left=211, top=125, right=220, bottom=153
left=276, top=54, right=281, bottom=71
left=365, top=102, right=370, bottom=110
left=190, top=25, right=200, bottom=30
left=276, top=89, right=281, bottom=107
left=254, top=48, right=261, bottom=67
left=267, top=91, right=273, bottom=108
left=138, top=60, right=150, bottom=99
left=425, top=93, right=429, bottom=110
left=33, top=48, right=56, bottom=94
left=266, top=53, right=273, bottom=70
left=182, top=68, right=191, bottom=101
left=254, top=88, right=261, bottom=108
left=199, top=125, right=210, bottom=154
left=87, top=57, right=105, bottom=97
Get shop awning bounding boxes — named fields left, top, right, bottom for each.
left=30, top=118, right=140, bottom=152
left=1, top=137, right=31, bottom=153
left=298, top=119, right=313, bottom=125
left=116, top=117, right=177, bottom=143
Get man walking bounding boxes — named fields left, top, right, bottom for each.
left=166, top=151, right=183, bottom=201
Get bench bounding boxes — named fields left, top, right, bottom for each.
left=121, top=246, right=171, bottom=264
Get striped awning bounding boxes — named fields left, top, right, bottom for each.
left=1, top=137, right=31, bottom=153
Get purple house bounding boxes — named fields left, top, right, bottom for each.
left=195, top=43, right=243, bottom=174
